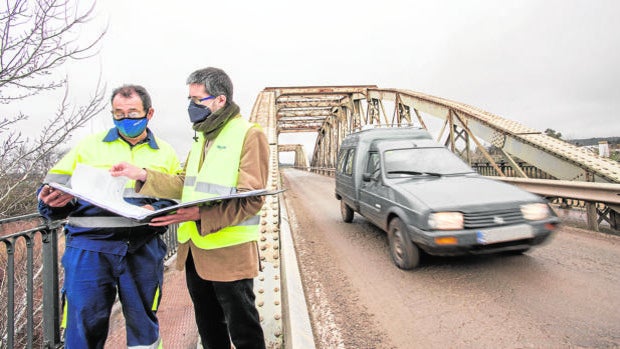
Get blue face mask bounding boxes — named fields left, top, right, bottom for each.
left=113, top=117, right=148, bottom=138
left=188, top=101, right=212, bottom=124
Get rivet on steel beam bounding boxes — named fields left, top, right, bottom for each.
left=274, top=287, right=280, bottom=292
left=274, top=300, right=280, bottom=306
left=274, top=314, right=281, bottom=320
left=260, top=236, right=267, bottom=241
left=257, top=301, right=264, bottom=307
left=258, top=288, right=264, bottom=294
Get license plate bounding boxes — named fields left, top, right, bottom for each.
left=476, top=224, right=534, bottom=245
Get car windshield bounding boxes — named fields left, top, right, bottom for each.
left=383, top=147, right=476, bottom=178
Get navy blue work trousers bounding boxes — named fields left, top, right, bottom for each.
left=185, top=252, right=266, bottom=349
left=61, top=238, right=166, bottom=349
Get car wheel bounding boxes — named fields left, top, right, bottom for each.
left=340, top=200, right=354, bottom=223
left=388, top=218, right=420, bottom=270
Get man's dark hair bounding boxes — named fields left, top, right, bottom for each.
left=110, top=85, right=152, bottom=111
left=186, top=67, right=233, bottom=104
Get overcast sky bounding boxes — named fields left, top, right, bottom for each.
left=15, top=0, right=620, bottom=159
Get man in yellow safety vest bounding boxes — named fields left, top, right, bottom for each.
left=38, top=84, right=181, bottom=349
left=111, top=67, right=269, bottom=349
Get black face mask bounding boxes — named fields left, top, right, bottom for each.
left=188, top=101, right=212, bottom=124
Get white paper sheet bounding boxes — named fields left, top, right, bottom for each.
left=49, top=163, right=155, bottom=219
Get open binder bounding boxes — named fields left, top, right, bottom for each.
left=48, top=163, right=283, bottom=223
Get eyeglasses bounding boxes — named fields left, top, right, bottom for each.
left=189, top=95, right=216, bottom=104
left=111, top=111, right=146, bottom=119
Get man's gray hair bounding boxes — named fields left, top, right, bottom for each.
left=186, top=67, right=233, bottom=104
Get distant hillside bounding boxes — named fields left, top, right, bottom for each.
left=566, top=137, right=620, bottom=147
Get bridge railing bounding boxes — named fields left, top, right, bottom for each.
left=492, top=177, right=620, bottom=232
left=1, top=214, right=63, bottom=349
left=471, top=163, right=620, bottom=231
left=471, top=161, right=556, bottom=179
left=0, top=215, right=178, bottom=349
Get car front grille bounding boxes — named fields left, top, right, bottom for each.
left=464, top=208, right=525, bottom=229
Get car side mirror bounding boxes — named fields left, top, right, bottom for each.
left=362, top=173, right=372, bottom=182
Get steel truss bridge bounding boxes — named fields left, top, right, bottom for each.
left=246, top=84, right=620, bottom=346
left=247, top=85, right=620, bottom=347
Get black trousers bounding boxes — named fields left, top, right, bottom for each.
left=185, top=252, right=266, bottom=349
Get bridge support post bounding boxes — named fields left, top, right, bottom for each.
left=611, top=209, right=620, bottom=231
left=585, top=171, right=599, bottom=232
left=42, top=226, right=61, bottom=348
left=586, top=202, right=599, bottom=232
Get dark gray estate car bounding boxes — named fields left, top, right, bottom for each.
left=335, top=127, right=559, bottom=269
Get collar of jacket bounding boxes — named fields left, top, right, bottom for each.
left=103, top=127, right=160, bottom=149
left=192, top=101, right=240, bottom=141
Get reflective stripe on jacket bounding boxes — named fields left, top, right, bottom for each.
left=177, top=116, right=261, bottom=249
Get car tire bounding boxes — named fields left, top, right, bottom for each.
left=388, top=218, right=420, bottom=270
left=340, top=200, right=354, bottom=223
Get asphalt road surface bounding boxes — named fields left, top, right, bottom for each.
left=280, top=168, right=620, bottom=349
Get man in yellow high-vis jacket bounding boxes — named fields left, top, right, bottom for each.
left=111, top=67, right=269, bottom=349
left=38, top=85, right=181, bottom=349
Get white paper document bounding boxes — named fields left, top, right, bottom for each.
left=49, top=163, right=283, bottom=223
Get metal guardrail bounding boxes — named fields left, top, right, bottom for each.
left=492, top=177, right=620, bottom=205
left=1, top=214, right=63, bottom=349
left=0, top=215, right=178, bottom=349
left=472, top=162, right=556, bottom=179
left=492, top=177, right=620, bottom=231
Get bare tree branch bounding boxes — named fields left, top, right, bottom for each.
left=0, top=0, right=106, bottom=97
left=0, top=0, right=107, bottom=218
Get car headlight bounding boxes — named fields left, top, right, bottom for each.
left=428, top=212, right=464, bottom=230
left=520, top=203, right=550, bottom=220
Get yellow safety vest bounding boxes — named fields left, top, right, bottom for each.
left=43, top=129, right=181, bottom=227
left=177, top=116, right=261, bottom=249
